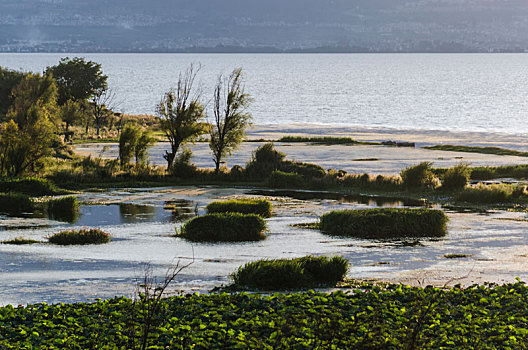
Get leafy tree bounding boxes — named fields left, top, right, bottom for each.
left=209, top=68, right=252, bottom=174
left=156, top=64, right=207, bottom=170
left=0, top=73, right=59, bottom=176
left=46, top=57, right=108, bottom=105
left=60, top=99, right=83, bottom=131
left=0, top=67, right=27, bottom=119
left=118, top=124, right=156, bottom=169
left=119, top=124, right=142, bottom=169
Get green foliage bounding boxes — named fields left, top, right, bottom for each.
left=0, top=177, right=59, bottom=196
left=469, top=165, right=528, bottom=181
left=278, top=136, right=359, bottom=144
left=455, top=183, right=519, bottom=204
left=4, top=283, right=528, bottom=348
left=280, top=160, right=326, bottom=179
left=401, top=162, right=440, bottom=189
left=47, top=196, right=79, bottom=223
left=1, top=237, right=39, bottom=245
left=0, top=66, right=27, bottom=118
left=119, top=124, right=156, bottom=169
left=157, top=64, right=207, bottom=169
left=46, top=57, right=108, bottom=105
left=179, top=213, right=267, bottom=242
left=441, top=163, right=471, bottom=190
left=210, top=67, right=253, bottom=173
left=48, top=228, right=110, bottom=245
left=267, top=170, right=304, bottom=188
left=232, top=255, right=349, bottom=289
left=244, top=143, right=286, bottom=180
left=0, top=73, right=59, bottom=176
left=60, top=99, right=84, bottom=131
left=0, top=193, right=34, bottom=215
left=319, top=208, right=448, bottom=238
left=206, top=199, right=272, bottom=217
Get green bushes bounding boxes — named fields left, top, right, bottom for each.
left=267, top=170, right=304, bottom=188
left=47, top=196, right=79, bottom=222
left=0, top=193, right=34, bottom=215
left=401, top=162, right=440, bottom=189
left=232, top=255, right=349, bottom=289
left=441, top=163, right=470, bottom=190
left=1, top=237, right=39, bottom=245
left=206, top=199, right=272, bottom=217
left=455, top=183, right=522, bottom=204
left=319, top=208, right=448, bottom=238
left=179, top=213, right=267, bottom=242
left=0, top=177, right=59, bottom=196
left=48, top=228, right=110, bottom=245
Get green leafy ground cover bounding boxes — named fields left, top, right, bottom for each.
left=2, top=283, right=528, bottom=349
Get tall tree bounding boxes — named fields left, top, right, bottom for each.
left=0, top=67, right=27, bottom=119
left=156, top=64, right=206, bottom=170
left=209, top=68, right=252, bottom=174
left=46, top=57, right=108, bottom=105
left=90, top=88, right=116, bottom=136
left=0, top=73, right=59, bottom=176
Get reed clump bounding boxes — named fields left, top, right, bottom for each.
left=48, top=228, right=111, bottom=245
left=231, top=255, right=349, bottom=289
left=206, top=199, right=272, bottom=218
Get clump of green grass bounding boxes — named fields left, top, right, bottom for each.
left=232, top=255, right=349, bottom=289
left=0, top=193, right=34, bottom=215
left=1, top=237, right=39, bottom=245
left=206, top=199, right=272, bottom=218
left=401, top=162, right=440, bottom=189
left=47, top=196, right=79, bottom=222
left=469, top=165, right=528, bottom=180
left=444, top=254, right=472, bottom=259
left=278, top=136, right=359, bottom=144
left=319, top=208, right=448, bottom=238
left=424, top=144, right=528, bottom=157
left=455, top=183, right=524, bottom=204
left=267, top=170, right=304, bottom=188
left=441, top=163, right=470, bottom=190
left=178, top=213, right=267, bottom=242
left=48, top=228, right=111, bottom=245
left=0, top=177, right=60, bottom=196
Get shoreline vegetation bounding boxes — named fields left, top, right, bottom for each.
left=4, top=57, right=528, bottom=347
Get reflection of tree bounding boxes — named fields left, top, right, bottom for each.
left=164, top=200, right=196, bottom=223
left=119, top=204, right=156, bottom=223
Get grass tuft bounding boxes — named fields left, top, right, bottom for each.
left=267, top=170, right=304, bottom=188
left=1, top=237, right=39, bottom=245
left=319, top=208, right=448, bottom=238
left=48, top=228, right=111, bottom=245
left=0, top=177, right=61, bottom=196
left=206, top=199, right=272, bottom=217
left=231, top=255, right=349, bottom=289
left=179, top=213, right=267, bottom=242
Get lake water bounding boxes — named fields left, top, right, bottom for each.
left=1, top=53, right=528, bottom=134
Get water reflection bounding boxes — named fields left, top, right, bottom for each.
left=248, top=189, right=426, bottom=207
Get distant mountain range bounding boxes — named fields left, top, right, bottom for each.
left=1, top=0, right=528, bottom=53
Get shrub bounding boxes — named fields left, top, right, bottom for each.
left=47, top=196, right=79, bottom=222
left=179, top=213, right=267, bottom=242
left=441, top=163, right=471, bottom=190
left=267, top=170, right=304, bottom=188
left=1, top=237, right=39, bottom=245
left=206, top=199, right=272, bottom=218
left=232, top=255, right=348, bottom=289
left=169, top=148, right=198, bottom=178
left=48, top=228, right=111, bottom=245
left=455, top=183, right=512, bottom=204
left=0, top=193, right=34, bottom=215
left=0, top=177, right=59, bottom=196
left=319, top=208, right=448, bottom=238
left=244, top=143, right=286, bottom=180
left=401, top=162, right=440, bottom=189
left=280, top=160, right=326, bottom=179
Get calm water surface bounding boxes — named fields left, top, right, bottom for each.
left=1, top=53, right=528, bottom=133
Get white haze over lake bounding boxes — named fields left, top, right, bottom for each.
left=2, top=53, right=528, bottom=134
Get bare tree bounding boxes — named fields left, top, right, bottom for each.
left=210, top=67, right=253, bottom=174
left=156, top=63, right=207, bottom=170
left=90, top=88, right=117, bottom=136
